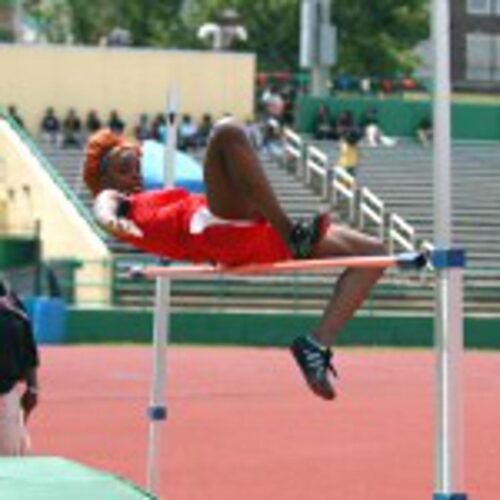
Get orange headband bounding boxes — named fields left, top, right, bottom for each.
left=83, top=128, right=141, bottom=197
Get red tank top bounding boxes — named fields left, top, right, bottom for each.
left=121, top=188, right=207, bottom=261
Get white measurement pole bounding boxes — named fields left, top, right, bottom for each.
left=432, top=1, right=467, bottom=499
left=146, top=89, right=178, bottom=498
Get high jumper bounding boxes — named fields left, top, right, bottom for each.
left=84, top=118, right=389, bottom=401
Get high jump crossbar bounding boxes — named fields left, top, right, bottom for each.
left=131, top=251, right=427, bottom=280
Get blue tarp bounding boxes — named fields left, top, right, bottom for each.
left=23, top=297, right=67, bottom=345
left=141, top=140, right=204, bottom=193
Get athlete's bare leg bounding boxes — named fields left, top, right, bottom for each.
left=204, top=119, right=385, bottom=336
left=203, top=119, right=292, bottom=241
left=289, top=226, right=386, bottom=399
left=311, top=226, right=387, bottom=345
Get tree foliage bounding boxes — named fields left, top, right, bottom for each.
left=333, top=0, right=429, bottom=75
left=26, top=0, right=190, bottom=46
left=25, top=0, right=429, bottom=76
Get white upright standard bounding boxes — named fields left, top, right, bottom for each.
left=432, top=1, right=467, bottom=499
left=146, top=90, right=178, bottom=498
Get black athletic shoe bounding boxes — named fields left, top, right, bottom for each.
left=290, top=335, right=338, bottom=400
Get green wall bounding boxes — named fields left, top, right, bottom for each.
left=298, top=96, right=500, bottom=140
left=0, top=236, right=39, bottom=270
left=66, top=307, right=500, bottom=349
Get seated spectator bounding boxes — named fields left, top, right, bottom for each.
left=245, top=118, right=263, bottom=150
left=85, top=110, right=102, bottom=136
left=40, top=107, right=61, bottom=145
left=150, top=113, right=166, bottom=142
left=380, top=78, right=394, bottom=94
left=108, top=110, right=125, bottom=134
left=7, top=105, right=24, bottom=129
left=336, top=109, right=360, bottom=139
left=62, top=108, right=82, bottom=148
left=416, top=114, right=433, bottom=147
left=133, top=114, right=151, bottom=142
left=197, top=113, right=214, bottom=147
left=177, top=114, right=198, bottom=151
left=359, top=77, right=372, bottom=96
left=262, top=117, right=283, bottom=157
left=261, top=86, right=285, bottom=124
left=401, top=76, right=418, bottom=91
left=335, top=74, right=355, bottom=92
left=313, top=104, right=337, bottom=140
left=360, top=106, right=396, bottom=148
left=281, top=85, right=296, bottom=126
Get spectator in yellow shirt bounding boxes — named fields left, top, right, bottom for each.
left=337, top=130, right=360, bottom=172
left=335, top=130, right=361, bottom=188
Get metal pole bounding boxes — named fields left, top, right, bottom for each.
left=13, top=0, right=24, bottom=42
left=34, top=219, right=42, bottom=296
left=146, top=277, right=170, bottom=497
left=432, top=1, right=466, bottom=498
left=311, top=0, right=331, bottom=97
left=146, top=90, right=178, bottom=498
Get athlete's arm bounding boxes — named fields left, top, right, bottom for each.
left=93, top=189, right=143, bottom=238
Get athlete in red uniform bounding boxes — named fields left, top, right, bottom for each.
left=115, top=187, right=294, bottom=266
left=84, top=119, right=386, bottom=401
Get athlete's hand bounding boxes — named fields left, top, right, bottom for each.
left=104, top=216, right=143, bottom=238
left=93, top=189, right=143, bottom=238
left=21, top=387, right=38, bottom=423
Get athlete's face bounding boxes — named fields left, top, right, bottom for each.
left=102, top=148, right=143, bottom=194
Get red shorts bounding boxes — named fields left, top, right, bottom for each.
left=189, top=221, right=293, bottom=266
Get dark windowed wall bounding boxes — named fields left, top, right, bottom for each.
left=451, top=0, right=500, bottom=90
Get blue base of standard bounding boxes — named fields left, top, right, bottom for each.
left=433, top=494, right=467, bottom=500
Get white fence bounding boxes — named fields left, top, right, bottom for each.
left=388, top=213, right=416, bottom=253
left=305, top=145, right=329, bottom=198
left=331, top=166, right=357, bottom=223
left=283, top=128, right=305, bottom=177
left=359, top=186, right=385, bottom=240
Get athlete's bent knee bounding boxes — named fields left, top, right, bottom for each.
left=211, top=119, right=247, bottom=146
left=370, top=239, right=387, bottom=256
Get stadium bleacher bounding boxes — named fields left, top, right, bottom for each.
left=311, top=139, right=500, bottom=270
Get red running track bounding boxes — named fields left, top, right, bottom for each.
left=29, top=346, right=500, bottom=499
